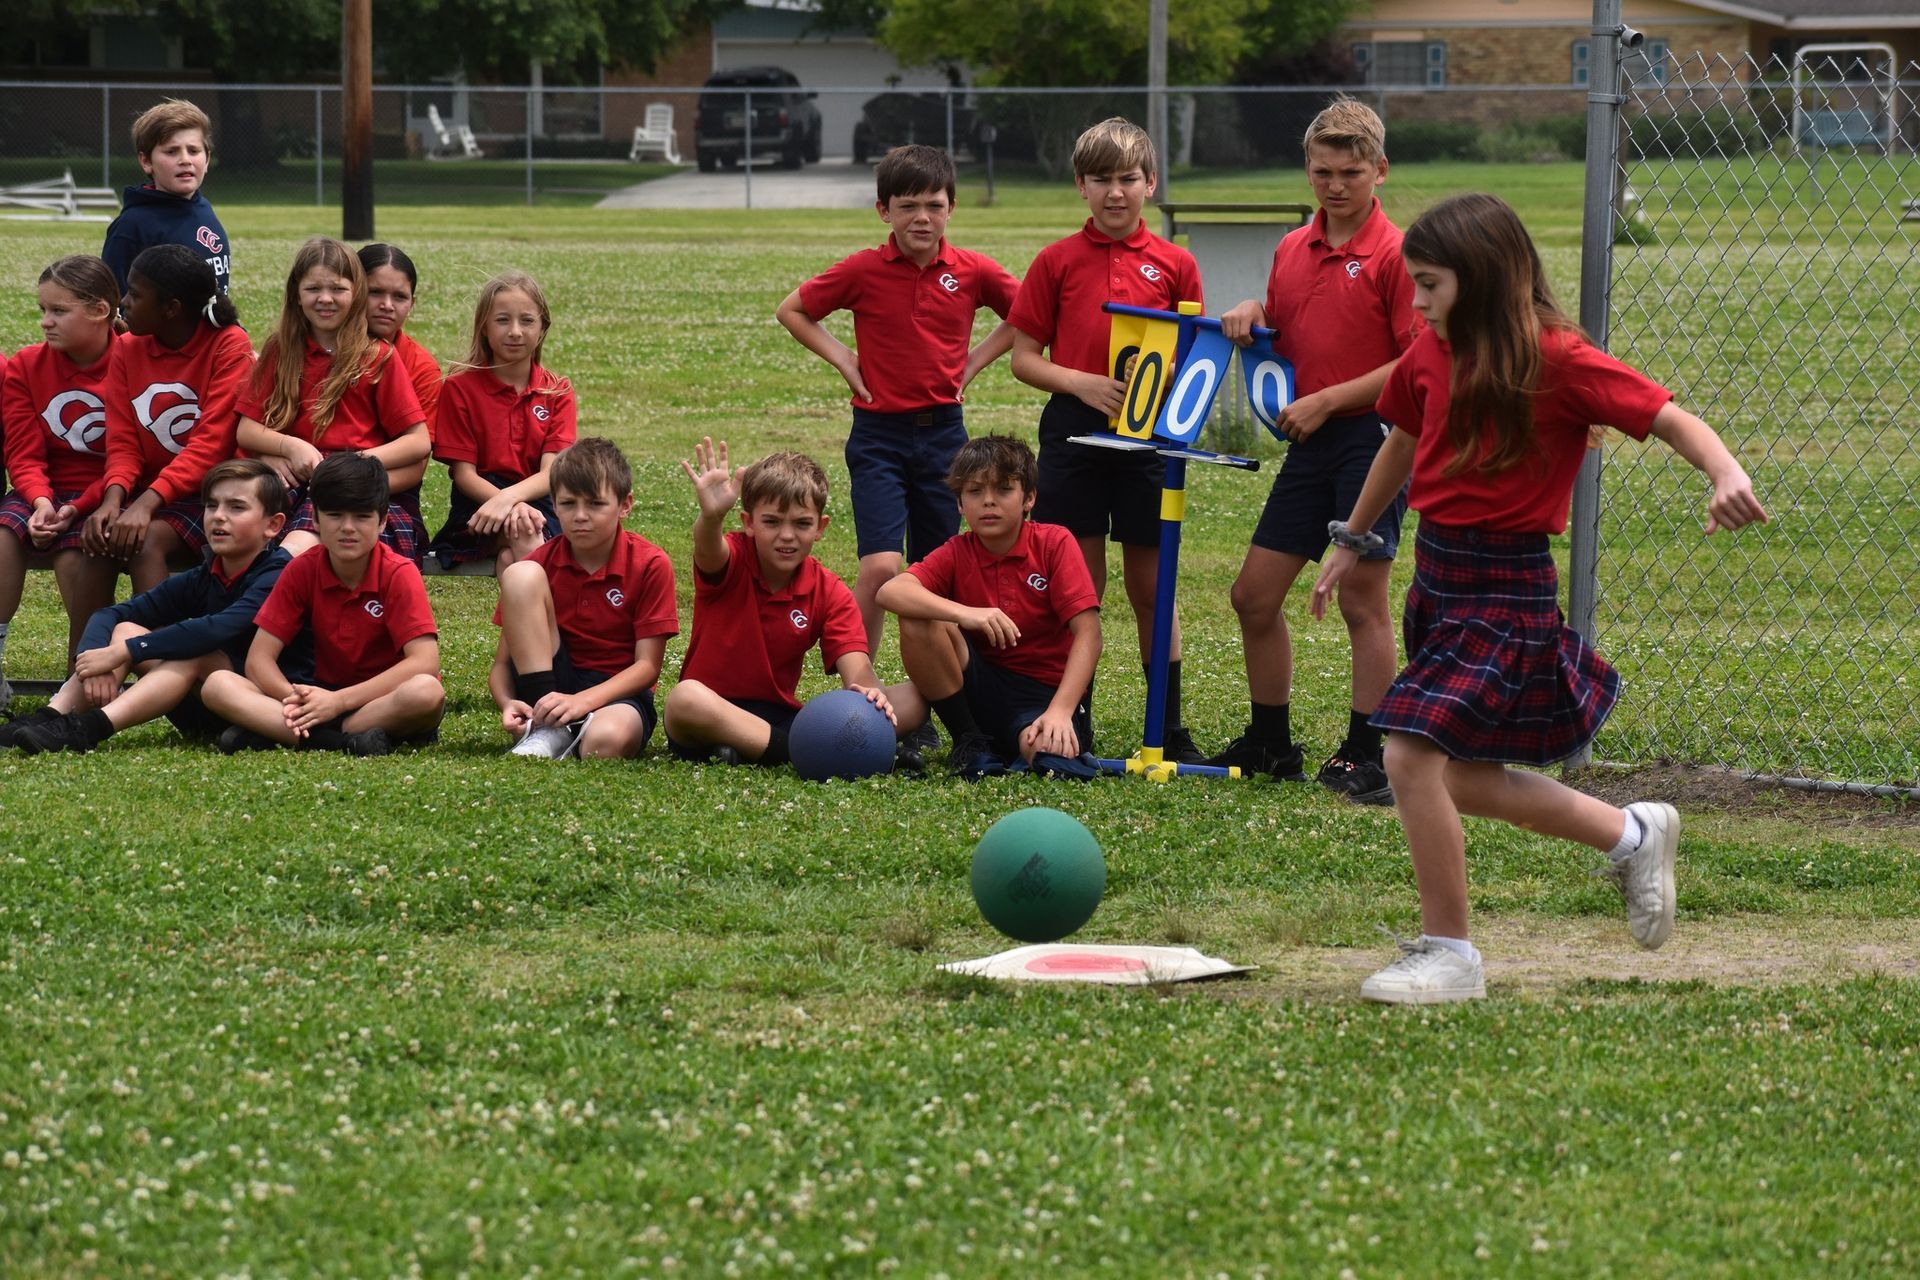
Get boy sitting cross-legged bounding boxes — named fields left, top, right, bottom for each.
left=663, top=438, right=925, bottom=769
left=491, top=437, right=678, bottom=760
left=201, top=452, right=445, bottom=756
left=4, top=459, right=291, bottom=754
left=875, top=434, right=1102, bottom=779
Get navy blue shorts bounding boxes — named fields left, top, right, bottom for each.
left=428, top=473, right=560, bottom=569
left=962, top=638, right=1094, bottom=758
left=511, top=641, right=658, bottom=746
left=666, top=696, right=797, bottom=765
left=1032, top=395, right=1163, bottom=547
left=1251, top=413, right=1406, bottom=562
left=844, top=406, right=966, bottom=562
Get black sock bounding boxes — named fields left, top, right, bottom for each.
left=1343, top=710, right=1384, bottom=764
left=1250, top=700, right=1291, bottom=749
left=1145, top=659, right=1184, bottom=730
left=931, top=692, right=981, bottom=742
left=78, top=708, right=114, bottom=746
left=514, top=669, right=557, bottom=706
left=760, top=724, right=791, bottom=767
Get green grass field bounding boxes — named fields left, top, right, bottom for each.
left=2, top=158, right=1918, bottom=1276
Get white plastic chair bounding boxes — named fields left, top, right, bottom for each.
left=628, top=103, right=683, bottom=164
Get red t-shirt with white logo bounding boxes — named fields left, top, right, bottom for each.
left=1262, top=198, right=1420, bottom=397
left=492, top=529, right=678, bottom=679
left=798, top=236, right=1020, bottom=413
left=907, top=520, right=1099, bottom=685
left=1009, top=219, right=1204, bottom=377
left=433, top=364, right=577, bottom=480
left=1, top=338, right=116, bottom=512
left=390, top=331, right=443, bottom=441
left=103, top=322, right=254, bottom=506
left=1379, top=326, right=1671, bottom=534
left=254, top=542, right=438, bottom=687
left=236, top=337, right=424, bottom=454
left=678, top=530, right=867, bottom=709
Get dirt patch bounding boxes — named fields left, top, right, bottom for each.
left=1565, top=761, right=1920, bottom=829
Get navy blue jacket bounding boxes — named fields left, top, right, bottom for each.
left=79, top=546, right=290, bottom=669
left=101, top=185, right=232, bottom=294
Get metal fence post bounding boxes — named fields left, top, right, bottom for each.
left=526, top=86, right=535, bottom=207
left=314, top=87, right=324, bottom=207
left=945, top=88, right=955, bottom=157
left=1566, top=0, right=1625, bottom=767
left=101, top=85, right=111, bottom=189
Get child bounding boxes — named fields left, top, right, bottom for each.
left=200, top=452, right=445, bottom=756
left=664, top=440, right=923, bottom=768
left=1007, top=116, right=1204, bottom=761
left=101, top=99, right=232, bottom=295
left=2, top=460, right=290, bottom=754
left=876, top=434, right=1102, bottom=780
left=0, top=256, right=124, bottom=676
left=1308, top=193, right=1768, bottom=1004
left=775, top=144, right=1019, bottom=669
left=489, top=437, right=676, bottom=760
left=359, top=244, right=442, bottom=440
left=428, top=271, right=575, bottom=571
left=1205, top=99, right=1421, bottom=801
left=89, top=244, right=253, bottom=594
left=234, top=237, right=430, bottom=563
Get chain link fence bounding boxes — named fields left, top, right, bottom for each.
left=1585, top=49, right=1920, bottom=790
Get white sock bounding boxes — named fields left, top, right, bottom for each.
left=1606, top=809, right=1644, bottom=862
left=1422, top=934, right=1481, bottom=966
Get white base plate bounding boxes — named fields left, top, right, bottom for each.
left=939, top=943, right=1254, bottom=985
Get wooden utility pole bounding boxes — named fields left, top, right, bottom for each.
left=342, top=0, right=374, bottom=239
left=1149, top=0, right=1168, bottom=205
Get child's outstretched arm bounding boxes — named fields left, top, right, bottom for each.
left=1648, top=402, right=1768, bottom=534
left=775, top=289, right=872, bottom=404
left=1310, top=426, right=1418, bottom=620
left=680, top=436, right=743, bottom=577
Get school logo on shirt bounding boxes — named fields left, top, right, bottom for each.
left=196, top=225, right=224, bottom=254
left=1026, top=573, right=1049, bottom=593
left=41, top=390, right=107, bottom=455
left=938, top=272, right=960, bottom=293
left=132, top=382, right=200, bottom=454
left=364, top=599, right=385, bottom=619
left=532, top=404, right=550, bottom=422
left=1139, top=263, right=1163, bottom=283
left=1345, top=261, right=1363, bottom=279
left=605, top=587, right=625, bottom=608
left=789, top=608, right=809, bottom=630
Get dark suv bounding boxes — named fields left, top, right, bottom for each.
left=695, top=66, right=823, bottom=171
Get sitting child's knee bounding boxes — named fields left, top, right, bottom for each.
left=498, top=559, right=547, bottom=598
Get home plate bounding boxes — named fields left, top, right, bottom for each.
left=939, top=944, right=1254, bottom=985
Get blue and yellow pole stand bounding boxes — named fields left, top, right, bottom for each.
left=1095, top=300, right=1242, bottom=783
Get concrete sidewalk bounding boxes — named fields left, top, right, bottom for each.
left=596, top=157, right=874, bottom=210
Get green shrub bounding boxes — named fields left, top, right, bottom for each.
left=1627, top=105, right=1768, bottom=159
left=1385, top=119, right=1479, bottom=163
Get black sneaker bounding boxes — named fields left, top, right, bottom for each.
left=344, top=728, right=394, bottom=757
left=894, top=737, right=929, bottom=775
left=1163, top=726, right=1206, bottom=765
left=947, top=730, right=1007, bottom=781
left=712, top=744, right=742, bottom=767
left=0, top=705, right=59, bottom=748
left=16, top=714, right=95, bottom=756
left=1318, top=753, right=1394, bottom=805
left=217, top=724, right=278, bottom=754
left=905, top=720, right=940, bottom=754
left=1203, top=728, right=1307, bottom=781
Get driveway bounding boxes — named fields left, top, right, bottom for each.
left=597, top=157, right=874, bottom=210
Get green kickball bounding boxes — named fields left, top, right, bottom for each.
left=969, top=807, right=1106, bottom=943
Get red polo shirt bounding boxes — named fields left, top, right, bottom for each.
left=797, top=236, right=1020, bottom=413
left=1009, top=219, right=1203, bottom=377
left=907, top=520, right=1099, bottom=685
left=255, top=541, right=438, bottom=688
left=678, top=530, right=867, bottom=708
left=493, top=528, right=678, bottom=679
left=1262, top=198, right=1420, bottom=396
left=236, top=338, right=424, bottom=454
left=1, top=338, right=115, bottom=512
left=434, top=364, right=577, bottom=480
left=1380, top=327, right=1670, bottom=534
left=103, top=322, right=254, bottom=506
left=391, top=331, right=443, bottom=441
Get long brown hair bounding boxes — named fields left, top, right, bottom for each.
left=1401, top=193, right=1582, bottom=475
left=256, top=237, right=388, bottom=443
left=452, top=269, right=570, bottom=400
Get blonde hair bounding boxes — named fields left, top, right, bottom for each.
left=449, top=270, right=571, bottom=404
left=1073, top=117, right=1156, bottom=180
left=255, top=237, right=387, bottom=443
left=740, top=451, right=829, bottom=516
left=1302, top=97, right=1386, bottom=165
left=132, top=99, right=211, bottom=157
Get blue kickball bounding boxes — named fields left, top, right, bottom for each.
left=789, top=688, right=896, bottom=782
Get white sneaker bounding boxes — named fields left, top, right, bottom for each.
left=510, top=715, right=589, bottom=760
left=1602, top=801, right=1678, bottom=950
left=1360, top=938, right=1486, bottom=1005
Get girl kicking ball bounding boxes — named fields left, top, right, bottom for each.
left=1311, top=192, right=1768, bottom=1004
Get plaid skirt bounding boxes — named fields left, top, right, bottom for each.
left=0, top=489, right=89, bottom=553
left=154, top=499, right=208, bottom=554
left=284, top=485, right=425, bottom=565
left=1369, top=521, right=1618, bottom=765
left=427, top=476, right=559, bottom=569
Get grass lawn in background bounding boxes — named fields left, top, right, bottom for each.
left=2, top=163, right=1917, bottom=1275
